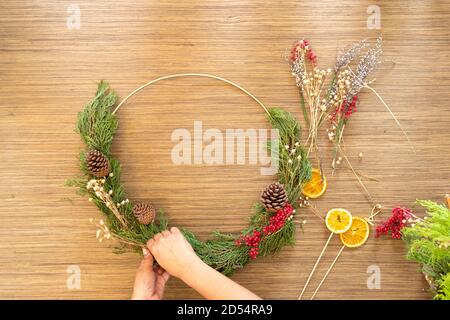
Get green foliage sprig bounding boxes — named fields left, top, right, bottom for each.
left=267, top=107, right=311, bottom=203
left=69, top=81, right=311, bottom=275
left=402, top=200, right=450, bottom=300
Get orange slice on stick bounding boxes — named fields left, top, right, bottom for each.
left=325, top=208, right=352, bottom=234
left=339, top=217, right=370, bottom=248
left=302, top=168, right=327, bottom=199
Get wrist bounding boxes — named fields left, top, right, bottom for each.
left=180, top=256, right=205, bottom=283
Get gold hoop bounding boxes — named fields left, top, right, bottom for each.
left=112, top=73, right=270, bottom=116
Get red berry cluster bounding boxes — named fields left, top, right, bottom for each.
left=235, top=204, right=294, bottom=259
left=290, top=39, right=317, bottom=65
left=376, top=206, right=412, bottom=239
left=263, top=203, right=294, bottom=235
left=343, top=95, right=358, bottom=119
left=235, top=230, right=262, bottom=259
left=330, top=95, right=358, bottom=122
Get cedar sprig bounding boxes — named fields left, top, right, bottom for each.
left=71, top=82, right=168, bottom=247
left=402, top=200, right=450, bottom=300
left=76, top=81, right=118, bottom=155
left=266, top=107, right=312, bottom=203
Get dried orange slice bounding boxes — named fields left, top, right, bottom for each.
left=302, top=168, right=327, bottom=199
left=339, top=217, right=370, bottom=248
left=325, top=208, right=352, bottom=234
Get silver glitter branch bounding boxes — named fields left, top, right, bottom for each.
left=334, top=39, right=367, bottom=72
left=350, top=36, right=383, bottom=95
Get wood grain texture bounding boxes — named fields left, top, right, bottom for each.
left=1, top=0, right=449, bottom=299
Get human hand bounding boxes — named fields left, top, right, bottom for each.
left=131, top=248, right=170, bottom=300
left=147, top=227, right=202, bottom=280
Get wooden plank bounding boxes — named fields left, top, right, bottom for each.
left=1, top=0, right=448, bottom=299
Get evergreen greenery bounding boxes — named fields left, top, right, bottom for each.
left=68, top=81, right=311, bottom=275
left=402, top=200, right=450, bottom=300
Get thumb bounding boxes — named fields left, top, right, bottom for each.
left=140, top=248, right=154, bottom=267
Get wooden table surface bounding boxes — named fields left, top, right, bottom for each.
left=1, top=0, right=449, bottom=299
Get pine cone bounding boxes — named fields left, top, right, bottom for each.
left=133, top=202, right=156, bottom=225
left=260, top=182, right=289, bottom=212
left=86, top=150, right=110, bottom=177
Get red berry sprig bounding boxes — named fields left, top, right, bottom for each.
left=330, top=95, right=358, bottom=122
left=235, top=204, right=295, bottom=259
left=290, top=39, right=317, bottom=65
left=235, top=230, right=262, bottom=259
left=375, top=207, right=412, bottom=239
left=263, top=203, right=294, bottom=235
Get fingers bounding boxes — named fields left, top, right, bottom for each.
left=161, top=230, right=170, bottom=237
left=147, top=228, right=183, bottom=258
left=147, top=228, right=179, bottom=247
left=154, top=266, right=163, bottom=275
left=139, top=248, right=153, bottom=269
left=160, top=268, right=170, bottom=281
left=170, top=226, right=180, bottom=234
left=155, top=269, right=170, bottom=299
left=142, top=247, right=153, bottom=260
left=154, top=233, right=163, bottom=241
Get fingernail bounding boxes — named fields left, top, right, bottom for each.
left=142, top=248, right=150, bottom=257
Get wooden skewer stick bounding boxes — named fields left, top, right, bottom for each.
left=310, top=245, right=346, bottom=300
left=298, top=232, right=334, bottom=300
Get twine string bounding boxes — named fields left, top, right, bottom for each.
left=366, top=204, right=383, bottom=226
left=339, top=146, right=376, bottom=207
left=112, top=73, right=270, bottom=116
left=363, top=84, right=416, bottom=155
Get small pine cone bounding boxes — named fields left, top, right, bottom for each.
left=86, top=150, right=110, bottom=177
left=133, top=202, right=156, bottom=225
left=261, top=182, right=289, bottom=212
